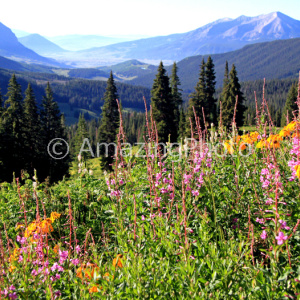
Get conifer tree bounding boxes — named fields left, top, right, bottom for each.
left=98, top=71, right=119, bottom=171
left=40, top=82, right=69, bottom=182
left=205, top=56, right=217, bottom=125
left=170, top=62, right=182, bottom=140
left=23, top=83, right=41, bottom=174
left=187, top=59, right=206, bottom=133
left=281, top=83, right=298, bottom=125
left=2, top=74, right=24, bottom=180
left=221, top=64, right=246, bottom=128
left=151, top=62, right=176, bottom=143
left=73, top=113, right=90, bottom=161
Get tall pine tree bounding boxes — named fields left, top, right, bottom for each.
left=23, top=83, right=41, bottom=175
left=205, top=56, right=217, bottom=125
left=221, top=64, right=246, bottom=128
left=151, top=62, right=176, bottom=143
left=170, top=62, right=182, bottom=140
left=2, top=74, right=24, bottom=180
left=187, top=59, right=206, bottom=133
left=40, top=82, right=69, bottom=182
left=98, top=71, right=120, bottom=171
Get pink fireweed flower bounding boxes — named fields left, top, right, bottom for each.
left=54, top=291, right=61, bottom=299
left=75, top=245, right=81, bottom=254
left=141, top=215, right=145, bottom=221
left=58, top=250, right=68, bottom=264
left=279, top=220, right=291, bottom=230
left=55, top=273, right=61, bottom=280
left=275, top=232, right=288, bottom=245
left=110, top=179, right=116, bottom=185
left=156, top=173, right=162, bottom=180
left=119, top=179, right=124, bottom=185
left=256, top=218, right=264, bottom=224
left=31, top=269, right=38, bottom=276
left=190, top=256, right=195, bottom=260
left=71, top=259, right=79, bottom=266
left=260, top=230, right=267, bottom=240
left=51, top=262, right=59, bottom=272
left=192, top=190, right=199, bottom=197
left=9, top=292, right=18, bottom=299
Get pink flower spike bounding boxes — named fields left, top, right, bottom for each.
left=275, top=232, right=288, bottom=245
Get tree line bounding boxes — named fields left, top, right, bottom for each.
left=0, top=75, right=69, bottom=183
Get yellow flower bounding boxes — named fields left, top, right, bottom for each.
left=8, top=266, right=16, bottom=273
left=286, top=121, right=299, bottom=131
left=9, top=248, right=20, bottom=263
left=256, top=140, right=268, bottom=149
left=295, top=165, right=300, bottom=179
left=224, top=141, right=234, bottom=154
left=50, top=212, right=61, bottom=223
left=279, top=128, right=290, bottom=137
left=113, top=254, right=125, bottom=268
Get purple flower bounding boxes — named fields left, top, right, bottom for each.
left=58, top=250, right=68, bottom=264
left=71, top=259, right=79, bottom=266
left=141, top=215, right=145, bottom=221
left=261, top=230, right=267, bottom=240
left=51, top=262, right=59, bottom=272
left=54, top=291, right=61, bottom=299
left=9, top=286, right=15, bottom=291
left=279, top=220, right=291, bottom=230
left=9, top=292, right=18, bottom=299
left=275, top=232, right=288, bottom=245
left=55, top=273, right=61, bottom=280
left=31, top=269, right=38, bottom=276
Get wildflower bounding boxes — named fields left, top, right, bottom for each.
left=295, top=165, right=300, bottom=179
left=31, top=269, right=38, bottom=276
left=190, top=256, right=195, bottom=260
left=50, top=212, right=61, bottom=223
left=75, top=245, right=81, bottom=254
left=8, top=292, right=18, bottom=299
left=58, top=250, right=68, bottom=264
left=71, top=259, right=80, bottom=266
left=192, top=190, right=199, bottom=197
left=275, top=232, right=288, bottom=245
left=279, top=220, right=291, bottom=230
left=53, top=245, right=60, bottom=254
left=89, top=285, right=99, bottom=293
left=279, top=128, right=290, bottom=137
left=113, top=254, right=124, bottom=268
left=76, top=263, right=99, bottom=280
left=260, top=230, right=267, bottom=240
left=141, top=215, right=145, bottom=221
left=54, top=291, right=61, bottom=299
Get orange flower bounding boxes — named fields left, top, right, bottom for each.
left=8, top=266, right=16, bottom=273
left=224, top=141, right=234, bottom=154
left=292, top=132, right=300, bottom=138
left=113, top=254, right=124, bottom=268
left=89, top=285, right=99, bottom=293
left=279, top=128, right=290, bottom=137
left=76, top=263, right=99, bottom=280
left=286, top=121, right=299, bottom=131
left=53, top=244, right=60, bottom=254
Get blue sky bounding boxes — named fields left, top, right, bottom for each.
left=1, top=0, right=300, bottom=37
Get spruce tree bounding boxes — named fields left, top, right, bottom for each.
left=170, top=62, right=182, bottom=140
left=2, top=74, right=24, bottom=180
left=205, top=56, right=217, bottom=125
left=281, top=83, right=298, bottom=125
left=73, top=113, right=90, bottom=161
left=187, top=59, right=206, bottom=133
left=98, top=71, right=120, bottom=171
left=23, top=83, right=41, bottom=175
left=222, top=64, right=246, bottom=128
left=151, top=62, right=176, bottom=143
left=40, top=82, right=69, bottom=182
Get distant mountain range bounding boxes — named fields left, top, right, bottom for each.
left=46, top=11, right=300, bottom=67
left=0, top=22, right=65, bottom=67
left=129, top=37, right=300, bottom=92
left=19, top=34, right=67, bottom=56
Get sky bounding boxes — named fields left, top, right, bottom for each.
left=1, top=0, right=300, bottom=37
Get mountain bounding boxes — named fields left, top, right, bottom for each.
left=12, top=29, right=31, bottom=38
left=18, top=34, right=67, bottom=56
left=0, top=22, right=65, bottom=67
left=56, top=12, right=300, bottom=67
left=47, top=34, right=131, bottom=51
left=129, top=37, right=300, bottom=92
left=98, top=59, right=157, bottom=79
